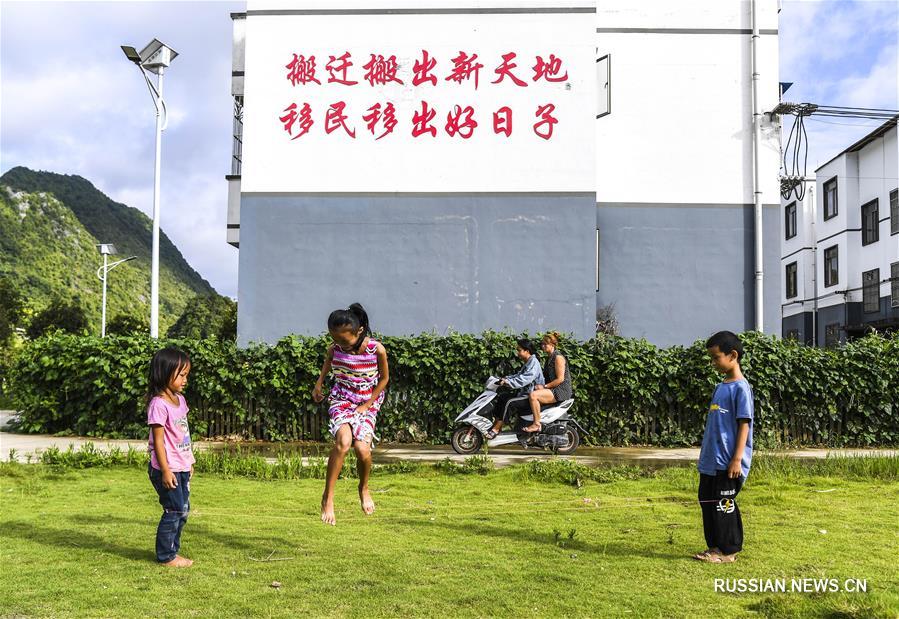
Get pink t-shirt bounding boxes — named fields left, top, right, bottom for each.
left=147, top=394, right=195, bottom=472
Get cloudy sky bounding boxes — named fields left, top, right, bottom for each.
left=2, top=1, right=897, bottom=299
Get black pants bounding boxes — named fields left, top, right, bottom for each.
left=491, top=393, right=529, bottom=423
left=698, top=471, right=744, bottom=555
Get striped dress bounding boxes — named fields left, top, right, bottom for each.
left=328, top=338, right=384, bottom=442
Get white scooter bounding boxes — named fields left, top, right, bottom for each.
left=450, top=376, right=586, bottom=455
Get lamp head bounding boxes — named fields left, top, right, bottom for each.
left=137, top=39, right=178, bottom=74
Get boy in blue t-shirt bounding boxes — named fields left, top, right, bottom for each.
left=693, top=331, right=754, bottom=564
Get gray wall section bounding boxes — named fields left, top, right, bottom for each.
left=237, top=193, right=596, bottom=345
left=817, top=303, right=856, bottom=346
left=595, top=203, right=781, bottom=347
left=782, top=312, right=815, bottom=346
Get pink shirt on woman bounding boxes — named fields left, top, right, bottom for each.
left=147, top=394, right=195, bottom=472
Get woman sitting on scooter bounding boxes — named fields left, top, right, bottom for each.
left=486, top=339, right=545, bottom=439
left=522, top=331, right=573, bottom=433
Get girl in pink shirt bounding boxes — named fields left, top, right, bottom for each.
left=146, top=347, right=194, bottom=567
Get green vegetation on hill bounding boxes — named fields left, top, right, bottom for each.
left=0, top=176, right=219, bottom=334
left=1, top=166, right=214, bottom=298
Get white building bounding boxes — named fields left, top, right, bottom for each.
left=781, top=117, right=899, bottom=345
left=227, top=0, right=782, bottom=346
left=595, top=0, right=782, bottom=345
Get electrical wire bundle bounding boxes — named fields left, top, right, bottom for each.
left=778, top=104, right=899, bottom=201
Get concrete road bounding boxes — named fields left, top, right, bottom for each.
left=1, top=411, right=895, bottom=467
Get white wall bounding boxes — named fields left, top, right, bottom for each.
left=815, top=125, right=899, bottom=310
left=241, top=0, right=596, bottom=193
left=595, top=0, right=780, bottom=205
left=781, top=181, right=815, bottom=318
left=857, top=127, right=899, bottom=304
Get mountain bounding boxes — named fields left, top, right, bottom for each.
left=1, top=167, right=214, bottom=296
left=0, top=167, right=218, bottom=333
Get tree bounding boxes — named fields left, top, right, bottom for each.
left=167, top=295, right=237, bottom=340
left=106, top=313, right=149, bottom=336
left=0, top=277, right=24, bottom=344
left=26, top=299, right=89, bottom=339
left=596, top=303, right=619, bottom=336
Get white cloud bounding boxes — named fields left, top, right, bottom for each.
left=780, top=0, right=898, bottom=171
left=1, top=0, right=243, bottom=297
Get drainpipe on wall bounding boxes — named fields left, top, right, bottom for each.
left=808, top=183, right=817, bottom=346
left=751, top=0, right=764, bottom=331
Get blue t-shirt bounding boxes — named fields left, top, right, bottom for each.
left=698, top=379, right=754, bottom=478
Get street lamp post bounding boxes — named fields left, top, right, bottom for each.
left=121, top=39, right=178, bottom=338
left=96, top=244, right=137, bottom=337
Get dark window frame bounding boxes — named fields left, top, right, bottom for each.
left=892, top=262, right=899, bottom=308
left=823, top=245, right=839, bottom=287
left=596, top=54, right=611, bottom=119
left=785, top=261, right=798, bottom=299
left=823, top=177, right=838, bottom=220
left=862, top=268, right=880, bottom=314
left=890, top=189, right=898, bottom=236
left=231, top=95, right=244, bottom=176
left=861, top=198, right=879, bottom=246
left=784, top=201, right=797, bottom=240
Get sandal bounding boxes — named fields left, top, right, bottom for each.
left=522, top=424, right=542, bottom=433
left=692, top=549, right=716, bottom=561
left=485, top=429, right=499, bottom=439
left=697, top=551, right=737, bottom=564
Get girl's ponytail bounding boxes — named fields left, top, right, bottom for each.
left=348, top=303, right=371, bottom=335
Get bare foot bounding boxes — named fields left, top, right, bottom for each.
left=359, top=485, right=375, bottom=515
left=161, top=555, right=193, bottom=567
left=321, top=499, right=336, bottom=525
left=522, top=424, right=541, bottom=433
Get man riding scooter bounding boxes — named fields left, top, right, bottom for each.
left=485, top=339, right=544, bottom=440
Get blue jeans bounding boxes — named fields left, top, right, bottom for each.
left=148, top=464, right=191, bottom=563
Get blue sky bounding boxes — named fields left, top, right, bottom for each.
left=1, top=1, right=897, bottom=299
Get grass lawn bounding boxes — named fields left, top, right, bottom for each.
left=1, top=457, right=898, bottom=618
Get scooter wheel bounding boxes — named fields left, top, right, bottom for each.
left=555, top=426, right=580, bottom=455
left=451, top=427, right=484, bottom=455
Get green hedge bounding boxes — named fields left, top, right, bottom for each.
left=7, top=331, right=899, bottom=447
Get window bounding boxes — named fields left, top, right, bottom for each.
left=785, top=201, right=797, bottom=240
left=825, top=323, right=840, bottom=348
left=231, top=95, right=244, bottom=176
left=785, top=262, right=798, bottom=299
left=863, top=269, right=880, bottom=313
left=891, top=189, right=898, bottom=235
left=823, top=177, right=838, bottom=220
left=596, top=55, right=610, bottom=118
left=861, top=199, right=879, bottom=245
left=892, top=262, right=899, bottom=308
left=824, top=245, right=838, bottom=287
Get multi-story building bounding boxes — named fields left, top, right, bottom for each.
left=595, top=0, right=781, bottom=346
left=227, top=0, right=782, bottom=347
left=781, top=117, right=899, bottom=345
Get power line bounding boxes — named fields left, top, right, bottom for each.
left=774, top=103, right=899, bottom=200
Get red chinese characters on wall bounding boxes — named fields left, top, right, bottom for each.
left=325, top=52, right=358, bottom=86
left=362, top=54, right=404, bottom=86
left=279, top=50, right=571, bottom=141
left=411, top=101, right=437, bottom=138
left=279, top=102, right=314, bottom=139
left=363, top=102, right=398, bottom=140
